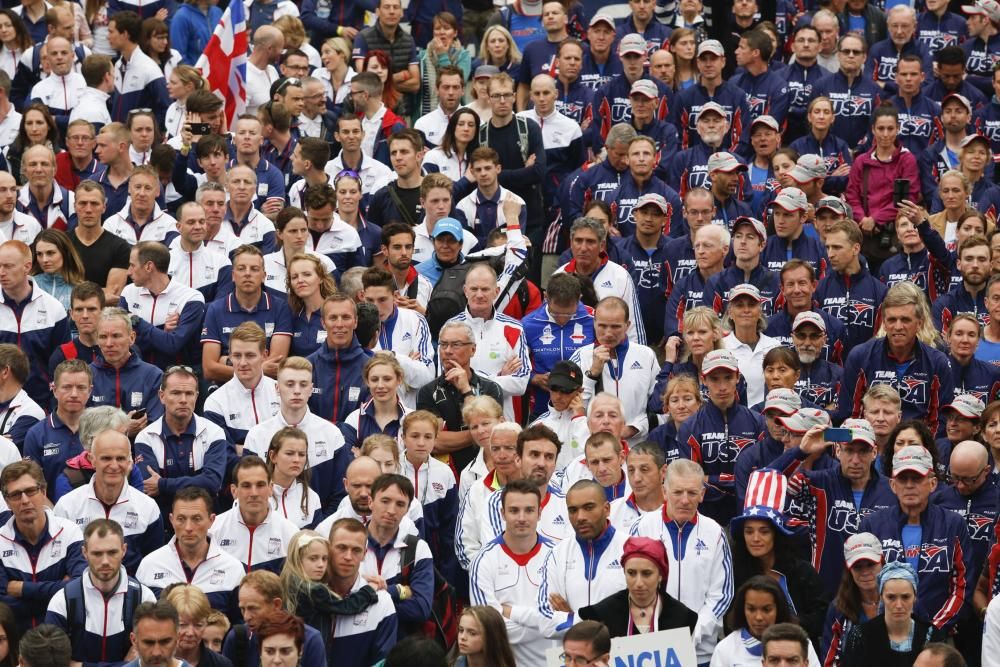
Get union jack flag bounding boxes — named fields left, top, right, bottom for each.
left=195, top=1, right=248, bottom=126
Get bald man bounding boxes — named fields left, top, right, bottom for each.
left=246, top=26, right=283, bottom=115
left=936, top=440, right=997, bottom=583
left=28, top=36, right=85, bottom=130
left=314, top=456, right=424, bottom=537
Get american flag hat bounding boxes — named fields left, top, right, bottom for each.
left=729, top=469, right=795, bottom=536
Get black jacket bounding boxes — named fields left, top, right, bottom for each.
left=732, top=555, right=830, bottom=643
left=578, top=589, right=698, bottom=639
left=841, top=615, right=945, bottom=667
left=198, top=643, right=234, bottom=667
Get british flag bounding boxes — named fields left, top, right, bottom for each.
left=195, top=0, right=248, bottom=126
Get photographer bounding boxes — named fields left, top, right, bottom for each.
left=845, top=102, right=920, bottom=274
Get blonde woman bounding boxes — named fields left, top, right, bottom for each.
left=459, top=396, right=504, bottom=499
left=286, top=252, right=338, bottom=358
left=318, top=36, right=355, bottom=107
left=274, top=15, right=321, bottom=69
left=165, top=64, right=206, bottom=138
left=647, top=374, right=701, bottom=461
left=342, top=352, right=410, bottom=452
left=164, top=585, right=228, bottom=667
left=928, top=170, right=978, bottom=248
left=474, top=25, right=521, bottom=77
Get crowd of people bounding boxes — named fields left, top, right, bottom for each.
left=1, top=0, right=1000, bottom=664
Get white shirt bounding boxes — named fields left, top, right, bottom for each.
left=104, top=201, right=178, bottom=244
left=246, top=61, right=278, bottom=115
left=413, top=106, right=451, bottom=147
left=324, top=151, right=393, bottom=195
left=517, top=107, right=582, bottom=149
left=572, top=342, right=660, bottom=443
left=0, top=107, right=21, bottom=149
left=208, top=505, right=299, bottom=570
left=30, top=71, right=86, bottom=111
left=531, top=407, right=588, bottom=471
left=168, top=242, right=232, bottom=293
left=0, top=210, right=43, bottom=245
left=421, top=146, right=467, bottom=182
left=68, top=88, right=111, bottom=128
left=710, top=629, right=821, bottom=667
left=361, top=104, right=388, bottom=157
left=203, top=374, right=281, bottom=445
left=455, top=186, right=526, bottom=240
left=722, top=332, right=782, bottom=406
left=373, top=306, right=434, bottom=407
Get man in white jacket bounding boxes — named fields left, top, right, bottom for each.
left=631, top=458, right=734, bottom=665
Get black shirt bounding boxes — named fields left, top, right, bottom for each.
left=416, top=370, right=503, bottom=471
left=70, top=229, right=131, bottom=287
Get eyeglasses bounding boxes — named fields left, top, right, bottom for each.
left=3, top=484, right=43, bottom=501
left=489, top=92, right=515, bottom=101
left=839, top=48, right=864, bottom=56
left=950, top=466, right=989, bottom=486
left=559, top=653, right=601, bottom=666
left=439, top=341, right=474, bottom=349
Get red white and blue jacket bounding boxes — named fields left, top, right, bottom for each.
left=676, top=400, right=765, bottom=525
left=670, top=81, right=751, bottom=153
left=523, top=302, right=594, bottom=410
left=888, top=93, right=943, bottom=157
left=864, top=38, right=933, bottom=95
left=608, top=173, right=686, bottom=239
left=933, top=472, right=1000, bottom=584
left=815, top=265, right=887, bottom=351
left=307, top=338, right=373, bottom=426
left=0, top=282, right=71, bottom=407
left=765, top=306, right=846, bottom=364
left=704, top=263, right=781, bottom=319
left=878, top=220, right=952, bottom=302
left=787, top=131, right=854, bottom=195
left=616, top=234, right=673, bottom=346
left=836, top=337, right=954, bottom=434
left=762, top=233, right=829, bottom=279
left=860, top=503, right=973, bottom=629
left=932, top=282, right=989, bottom=337
left=811, top=71, right=884, bottom=151
left=795, top=359, right=844, bottom=411
left=592, top=74, right=672, bottom=144
left=134, top=415, right=230, bottom=505
left=948, top=354, right=1000, bottom=404
left=730, top=67, right=791, bottom=128
left=88, top=354, right=164, bottom=422
left=961, top=33, right=1000, bottom=97
left=929, top=176, right=1000, bottom=225
left=915, top=9, right=967, bottom=53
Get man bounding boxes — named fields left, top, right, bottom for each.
left=837, top=282, right=955, bottom=433
left=28, top=36, right=85, bottom=131
left=0, top=460, right=86, bottom=631
left=0, top=239, right=70, bottom=406
left=244, top=356, right=351, bottom=513
left=762, top=624, right=812, bottom=667
left=0, top=345, right=44, bottom=448
left=315, top=456, right=423, bottom=536
left=676, top=348, right=765, bottom=523
left=920, top=93, right=974, bottom=200
left=915, top=644, right=968, bottom=667
left=359, top=475, right=434, bottom=634
left=349, top=72, right=407, bottom=169
left=306, top=295, right=371, bottom=424
left=764, top=187, right=830, bottom=278
left=89, top=308, right=162, bottom=431
left=136, top=487, right=244, bottom=612
left=571, top=297, right=658, bottom=443
left=671, top=40, right=751, bottom=152
left=609, top=134, right=683, bottom=240
left=933, top=235, right=991, bottom=334
left=352, top=0, right=419, bottom=100
left=167, top=202, right=232, bottom=303
left=516, top=2, right=570, bottom=108
left=324, top=116, right=393, bottom=200
left=560, top=124, right=635, bottom=225
left=785, top=25, right=827, bottom=140
left=56, top=120, right=100, bottom=190
left=365, top=130, right=427, bottom=228
left=203, top=322, right=279, bottom=448
left=378, top=223, right=431, bottom=312
left=732, top=29, right=790, bottom=127
left=454, top=147, right=527, bottom=250
left=120, top=242, right=206, bottom=370
left=53, top=429, right=163, bottom=574
left=923, top=46, right=986, bottom=108
left=444, top=264, right=529, bottom=419
left=230, top=117, right=285, bottom=219
left=301, top=182, right=365, bottom=270
left=609, top=441, right=666, bottom=532
left=662, top=188, right=713, bottom=303
left=554, top=218, right=645, bottom=344
left=69, top=181, right=130, bottom=300
left=617, top=79, right=680, bottom=183
left=201, top=245, right=293, bottom=383
left=323, top=519, right=397, bottom=667
left=413, top=67, right=464, bottom=149
left=704, top=216, right=780, bottom=317
left=122, top=601, right=191, bottom=667
left=766, top=259, right=846, bottom=362
left=705, top=151, right=752, bottom=230
left=0, top=172, right=39, bottom=245
left=17, top=625, right=73, bottom=667
left=891, top=55, right=942, bottom=156
left=103, top=166, right=177, bottom=244
left=414, top=215, right=475, bottom=288
left=209, top=457, right=298, bottom=573
left=553, top=39, right=595, bottom=126
left=93, top=123, right=134, bottom=217
left=0, top=72, right=20, bottom=148
left=791, top=312, right=844, bottom=410
left=44, top=519, right=157, bottom=664
left=297, top=76, right=336, bottom=143
left=813, top=33, right=885, bottom=151
left=289, top=138, right=332, bottom=210
left=816, top=220, right=889, bottom=350
left=245, top=26, right=282, bottom=115
left=559, top=432, right=630, bottom=499
left=470, top=479, right=558, bottom=665
left=867, top=6, right=933, bottom=94
left=962, top=0, right=1000, bottom=97
left=107, top=11, right=169, bottom=124
left=664, top=224, right=728, bottom=336
left=132, top=365, right=227, bottom=514
left=861, top=445, right=973, bottom=630
left=17, top=144, right=75, bottom=231
left=10, top=5, right=82, bottom=106
left=631, top=458, right=733, bottom=666
left=593, top=35, right=672, bottom=145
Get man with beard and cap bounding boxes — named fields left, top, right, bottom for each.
left=791, top=312, right=843, bottom=411
left=706, top=152, right=753, bottom=231
left=933, top=234, right=991, bottom=334
left=919, top=93, right=975, bottom=202
left=766, top=259, right=846, bottom=363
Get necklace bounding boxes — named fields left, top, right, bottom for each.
left=629, top=595, right=656, bottom=618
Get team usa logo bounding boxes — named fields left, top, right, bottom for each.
left=828, top=93, right=873, bottom=118
left=823, top=300, right=876, bottom=329
left=898, top=114, right=934, bottom=139
left=881, top=540, right=952, bottom=573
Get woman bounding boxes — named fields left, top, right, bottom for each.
left=0, top=10, right=30, bottom=79
left=140, top=18, right=181, bottom=77
left=287, top=253, right=338, bottom=358
left=845, top=103, right=920, bottom=268
left=342, top=352, right=409, bottom=452
left=723, top=284, right=782, bottom=407
left=0, top=603, right=19, bottom=667
left=318, top=37, right=354, bottom=109
left=450, top=606, right=516, bottom=667
left=266, top=426, right=322, bottom=528
left=946, top=313, right=999, bottom=406
left=85, top=0, right=112, bottom=56
left=712, top=576, right=821, bottom=666
left=983, top=401, right=1000, bottom=471
left=578, top=536, right=698, bottom=637
left=878, top=202, right=952, bottom=298
left=202, top=612, right=229, bottom=653
left=880, top=420, right=942, bottom=480
left=772, top=148, right=800, bottom=189
left=363, top=50, right=401, bottom=115
left=789, top=96, right=853, bottom=195
left=256, top=611, right=306, bottom=667
left=164, top=585, right=231, bottom=667
left=821, top=533, right=883, bottom=667
left=929, top=170, right=978, bottom=250
left=423, top=108, right=479, bottom=182
left=840, top=563, right=945, bottom=666
left=466, top=68, right=493, bottom=123
left=948, top=134, right=1000, bottom=227
left=362, top=434, right=403, bottom=473
left=751, top=347, right=803, bottom=412
left=264, top=207, right=336, bottom=293
left=668, top=28, right=697, bottom=90
left=8, top=104, right=60, bottom=183
left=648, top=374, right=701, bottom=463
left=473, top=26, right=521, bottom=79
left=273, top=16, right=320, bottom=69
left=419, top=11, right=471, bottom=117
left=32, top=228, right=84, bottom=313
left=333, top=170, right=380, bottom=261
left=165, top=65, right=206, bottom=139
left=127, top=109, right=159, bottom=165
left=729, top=482, right=829, bottom=642
left=458, top=396, right=504, bottom=500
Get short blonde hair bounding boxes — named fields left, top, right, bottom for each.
left=862, top=383, right=901, bottom=410
left=363, top=351, right=404, bottom=384
left=663, top=374, right=702, bottom=414
left=164, top=585, right=212, bottom=622
left=462, top=396, right=503, bottom=424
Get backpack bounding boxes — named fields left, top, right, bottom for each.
left=425, top=253, right=529, bottom=337
left=400, top=535, right=460, bottom=650
left=479, top=116, right=530, bottom=164
left=64, top=575, right=143, bottom=654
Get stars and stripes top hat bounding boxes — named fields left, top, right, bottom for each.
left=729, top=469, right=795, bottom=536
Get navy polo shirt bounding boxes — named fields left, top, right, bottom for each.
left=201, top=290, right=293, bottom=355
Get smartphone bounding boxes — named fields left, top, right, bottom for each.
left=893, top=178, right=909, bottom=206
left=824, top=427, right=853, bottom=443
left=131, top=408, right=147, bottom=420
left=188, top=122, right=211, bottom=135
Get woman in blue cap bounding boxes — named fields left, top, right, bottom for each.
left=840, top=562, right=946, bottom=666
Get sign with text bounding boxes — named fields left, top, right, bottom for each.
left=609, top=628, right=697, bottom=667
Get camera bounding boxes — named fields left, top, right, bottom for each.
left=878, top=223, right=894, bottom=249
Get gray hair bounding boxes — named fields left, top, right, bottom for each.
left=195, top=181, right=227, bottom=203
left=605, top=123, right=638, bottom=149
left=887, top=5, right=916, bottom=23
left=440, top=321, right=475, bottom=344
left=339, top=266, right=366, bottom=297
left=99, top=307, right=133, bottom=334
left=571, top=217, right=608, bottom=244
left=587, top=392, right=624, bottom=417
left=665, top=458, right=704, bottom=489
left=695, top=222, right=731, bottom=248
left=489, top=421, right=522, bottom=445
left=530, top=73, right=557, bottom=91
left=812, top=8, right=837, bottom=25
left=227, top=164, right=258, bottom=186
left=79, top=406, right=129, bottom=451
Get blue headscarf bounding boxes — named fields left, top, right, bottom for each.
left=876, top=562, right=918, bottom=614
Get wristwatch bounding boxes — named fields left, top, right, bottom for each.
left=585, top=370, right=601, bottom=381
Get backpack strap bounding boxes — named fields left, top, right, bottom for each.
left=60, top=341, right=77, bottom=360
left=234, top=623, right=250, bottom=667
left=400, top=534, right=420, bottom=586
left=387, top=183, right=417, bottom=227
left=63, top=577, right=85, bottom=642
left=515, top=115, right=530, bottom=164
left=122, top=578, right=143, bottom=635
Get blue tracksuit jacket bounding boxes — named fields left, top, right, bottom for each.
left=761, top=233, right=829, bottom=279
left=864, top=38, right=933, bottom=95
left=932, top=283, right=989, bottom=336
left=877, top=220, right=952, bottom=301
left=962, top=33, right=1000, bottom=97
left=593, top=75, right=673, bottom=145
left=766, top=306, right=847, bottom=364
left=933, top=472, right=999, bottom=587
left=788, top=132, right=854, bottom=196
left=915, top=10, right=967, bottom=53
left=811, top=71, right=884, bottom=151
left=671, top=81, right=751, bottom=154
left=890, top=93, right=943, bottom=157
left=795, top=359, right=844, bottom=410
left=815, top=265, right=888, bottom=351
left=784, top=61, right=828, bottom=137
left=522, top=302, right=595, bottom=409
left=88, top=354, right=164, bottom=422
left=948, top=354, right=1000, bottom=404
left=615, top=234, right=672, bottom=345
left=307, top=338, right=373, bottom=426
left=704, top=263, right=781, bottom=319
left=730, top=67, right=791, bottom=128
left=608, top=174, right=685, bottom=239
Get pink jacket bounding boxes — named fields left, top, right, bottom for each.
left=845, top=144, right=921, bottom=227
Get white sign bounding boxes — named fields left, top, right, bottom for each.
left=609, top=628, right=697, bottom=667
